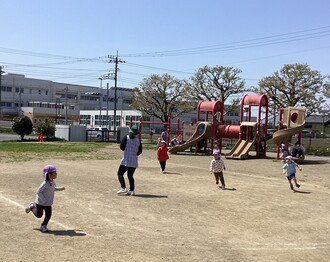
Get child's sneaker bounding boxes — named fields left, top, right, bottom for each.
left=25, top=202, right=35, bottom=213
left=40, top=225, right=48, bottom=233
left=296, top=184, right=300, bottom=188
left=126, top=191, right=135, bottom=196
left=290, top=184, right=294, bottom=190
left=117, top=188, right=127, bottom=194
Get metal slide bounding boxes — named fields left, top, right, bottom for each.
left=169, top=122, right=212, bottom=154
left=225, top=139, right=255, bottom=159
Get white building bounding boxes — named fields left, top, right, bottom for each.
left=80, top=109, right=142, bottom=130
left=0, top=73, right=134, bottom=127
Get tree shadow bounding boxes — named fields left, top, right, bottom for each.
left=34, top=229, right=87, bottom=237
left=300, top=159, right=329, bottom=165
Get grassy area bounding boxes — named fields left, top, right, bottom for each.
left=301, top=138, right=330, bottom=156
left=0, top=141, right=107, bottom=153
left=0, top=142, right=116, bottom=162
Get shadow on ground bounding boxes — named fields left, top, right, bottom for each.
left=34, top=229, right=87, bottom=237
left=134, top=194, right=168, bottom=198
left=301, top=159, right=330, bottom=165
left=293, top=189, right=312, bottom=194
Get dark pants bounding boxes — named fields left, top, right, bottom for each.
left=292, top=148, right=303, bottom=157
left=35, top=204, right=52, bottom=226
left=214, top=172, right=225, bottom=187
left=117, top=165, right=136, bottom=191
left=159, top=161, right=166, bottom=171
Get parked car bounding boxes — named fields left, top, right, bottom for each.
left=87, top=128, right=108, bottom=140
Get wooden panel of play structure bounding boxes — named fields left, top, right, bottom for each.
left=272, top=107, right=305, bottom=146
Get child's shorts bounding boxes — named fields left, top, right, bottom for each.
left=287, top=173, right=296, bottom=180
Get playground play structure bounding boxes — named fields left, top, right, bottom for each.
left=168, top=94, right=306, bottom=160
left=272, top=106, right=306, bottom=161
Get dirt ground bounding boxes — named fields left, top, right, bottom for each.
left=0, top=144, right=330, bottom=262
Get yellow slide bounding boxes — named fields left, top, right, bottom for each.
left=169, top=122, right=212, bottom=154
left=225, top=121, right=257, bottom=159
left=225, top=139, right=255, bottom=159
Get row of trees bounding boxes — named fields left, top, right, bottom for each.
left=131, top=63, right=330, bottom=124
left=11, top=63, right=330, bottom=140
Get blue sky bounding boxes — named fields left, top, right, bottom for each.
left=1, top=0, right=330, bottom=90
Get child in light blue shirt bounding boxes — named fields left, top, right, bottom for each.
left=282, top=156, right=302, bottom=191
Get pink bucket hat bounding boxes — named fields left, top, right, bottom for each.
left=43, top=164, right=57, bottom=178
left=285, top=156, right=293, bottom=161
left=212, top=150, right=220, bottom=155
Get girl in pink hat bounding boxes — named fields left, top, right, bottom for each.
left=210, top=150, right=226, bottom=190
left=25, top=164, right=65, bottom=232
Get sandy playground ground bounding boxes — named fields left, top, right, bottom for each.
left=0, top=144, right=330, bottom=262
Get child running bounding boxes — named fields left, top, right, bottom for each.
left=157, top=140, right=169, bottom=173
left=282, top=156, right=302, bottom=191
left=210, top=150, right=226, bottom=189
left=25, top=164, right=65, bottom=232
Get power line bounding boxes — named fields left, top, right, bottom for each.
left=121, top=26, right=330, bottom=57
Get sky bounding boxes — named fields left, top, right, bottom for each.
left=1, top=0, right=330, bottom=92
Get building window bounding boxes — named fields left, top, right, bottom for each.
left=38, top=90, right=41, bottom=95
left=45, top=90, right=48, bottom=95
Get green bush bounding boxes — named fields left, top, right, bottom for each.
left=36, top=118, right=56, bottom=140
left=12, top=116, right=33, bottom=141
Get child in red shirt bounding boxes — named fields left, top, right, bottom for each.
left=157, top=140, right=169, bottom=173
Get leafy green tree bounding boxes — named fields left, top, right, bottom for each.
left=189, top=66, right=245, bottom=114
left=131, top=74, right=195, bottom=126
left=256, top=63, right=328, bottom=116
left=36, top=118, right=56, bottom=140
left=12, top=116, right=33, bottom=141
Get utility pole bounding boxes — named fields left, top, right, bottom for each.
left=98, top=73, right=112, bottom=128
left=65, top=85, right=68, bottom=125
left=108, top=51, right=125, bottom=132
left=0, top=66, right=5, bottom=121
left=106, top=83, right=109, bottom=130
left=98, top=77, right=103, bottom=127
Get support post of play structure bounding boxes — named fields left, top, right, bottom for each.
left=129, top=117, right=178, bottom=145
left=276, top=107, right=283, bottom=160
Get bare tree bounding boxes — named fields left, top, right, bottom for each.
left=131, top=74, right=195, bottom=126
left=189, top=65, right=245, bottom=114
left=256, top=63, right=328, bottom=116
